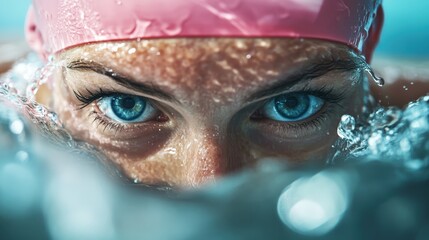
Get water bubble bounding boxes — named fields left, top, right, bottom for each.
left=277, top=171, right=350, bottom=236
left=15, top=150, right=29, bottom=162
left=10, top=119, right=24, bottom=135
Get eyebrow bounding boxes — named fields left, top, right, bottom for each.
left=67, top=60, right=177, bottom=102
left=67, top=56, right=365, bottom=104
left=246, top=57, right=366, bottom=102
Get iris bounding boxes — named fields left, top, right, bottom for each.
left=263, top=93, right=324, bottom=122
left=97, top=94, right=157, bottom=123
left=275, top=94, right=310, bottom=120
left=111, top=95, right=146, bottom=121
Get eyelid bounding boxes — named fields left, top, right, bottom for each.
left=73, top=87, right=169, bottom=110
left=97, top=95, right=158, bottom=123
left=248, top=84, right=347, bottom=112
left=249, top=86, right=346, bottom=125
left=73, top=88, right=171, bottom=127
left=246, top=67, right=361, bottom=106
left=246, top=63, right=363, bottom=103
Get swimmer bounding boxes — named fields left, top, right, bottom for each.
left=24, top=0, right=385, bottom=187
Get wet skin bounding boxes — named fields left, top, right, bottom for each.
left=49, top=38, right=367, bottom=188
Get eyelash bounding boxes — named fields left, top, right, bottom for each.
left=90, top=110, right=126, bottom=133
left=73, top=85, right=346, bottom=133
left=74, top=88, right=138, bottom=133
left=251, top=84, right=346, bottom=131
left=73, top=88, right=111, bottom=109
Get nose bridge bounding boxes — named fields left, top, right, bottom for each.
left=185, top=125, right=232, bottom=185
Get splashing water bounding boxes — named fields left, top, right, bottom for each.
left=0, top=54, right=128, bottom=181
left=332, top=96, right=429, bottom=170
left=1, top=54, right=429, bottom=240
left=365, top=67, right=385, bottom=86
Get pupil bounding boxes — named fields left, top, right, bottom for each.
left=274, top=94, right=309, bottom=120
left=111, top=95, right=146, bottom=121
left=120, top=97, right=136, bottom=109
left=284, top=96, right=298, bottom=109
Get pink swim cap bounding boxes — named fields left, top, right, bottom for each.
left=26, top=0, right=383, bottom=60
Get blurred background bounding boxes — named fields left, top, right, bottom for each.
left=0, top=0, right=428, bottom=60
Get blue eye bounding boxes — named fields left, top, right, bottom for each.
left=262, top=93, right=324, bottom=122
left=97, top=94, right=157, bottom=123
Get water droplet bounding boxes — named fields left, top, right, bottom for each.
left=160, top=23, right=182, bottom=35
left=365, top=68, right=384, bottom=86
left=128, top=48, right=136, bottom=54
left=149, top=47, right=160, bottom=56
left=47, top=55, right=55, bottom=63
left=164, top=147, right=177, bottom=155
left=341, top=115, right=355, bottom=131
left=234, top=41, right=247, bottom=50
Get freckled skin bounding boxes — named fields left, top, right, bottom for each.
left=49, top=38, right=366, bottom=188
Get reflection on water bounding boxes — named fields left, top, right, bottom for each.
left=1, top=54, right=429, bottom=240
left=277, top=170, right=351, bottom=236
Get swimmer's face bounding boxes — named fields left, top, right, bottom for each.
left=51, top=38, right=367, bottom=188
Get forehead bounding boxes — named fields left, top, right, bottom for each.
left=59, top=38, right=356, bottom=94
